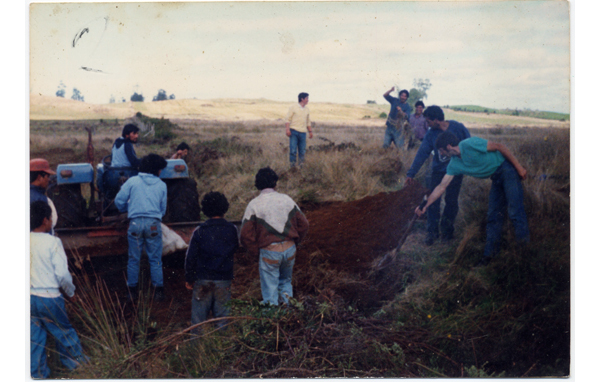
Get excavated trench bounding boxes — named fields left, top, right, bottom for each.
left=74, top=182, right=427, bottom=326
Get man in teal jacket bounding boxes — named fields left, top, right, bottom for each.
left=415, top=132, right=530, bottom=266
left=115, top=154, right=168, bottom=300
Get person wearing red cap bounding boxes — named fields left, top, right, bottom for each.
left=30, top=158, right=58, bottom=231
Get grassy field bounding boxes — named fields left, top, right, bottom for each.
left=29, top=107, right=570, bottom=378
left=30, top=94, right=569, bottom=129
left=449, top=105, right=570, bottom=121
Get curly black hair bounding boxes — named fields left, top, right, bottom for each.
left=201, top=191, right=230, bottom=218
left=139, top=154, right=168, bottom=176
left=255, top=167, right=279, bottom=190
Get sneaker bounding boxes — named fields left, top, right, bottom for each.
left=153, top=286, right=166, bottom=302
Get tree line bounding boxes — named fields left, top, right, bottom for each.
left=55, top=81, right=175, bottom=103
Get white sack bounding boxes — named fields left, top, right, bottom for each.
left=162, top=223, right=188, bottom=256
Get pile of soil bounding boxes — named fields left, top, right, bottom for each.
left=299, top=182, right=426, bottom=274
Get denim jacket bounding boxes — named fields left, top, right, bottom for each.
left=406, top=120, right=471, bottom=178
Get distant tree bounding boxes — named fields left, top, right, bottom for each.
left=399, top=78, right=432, bottom=110
left=413, top=78, right=432, bottom=97
left=121, top=97, right=126, bottom=103
left=131, top=92, right=144, bottom=102
left=406, top=88, right=425, bottom=108
left=56, top=81, right=66, bottom=98
left=169, top=94, right=176, bottom=100
left=366, top=100, right=376, bottom=104
left=152, top=89, right=168, bottom=102
left=109, top=95, right=116, bottom=104
left=71, top=88, right=84, bottom=102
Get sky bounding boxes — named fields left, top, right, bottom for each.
left=29, top=0, right=570, bottom=113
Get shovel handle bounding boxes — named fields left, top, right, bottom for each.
left=395, top=195, right=428, bottom=251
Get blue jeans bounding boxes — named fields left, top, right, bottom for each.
left=191, top=280, right=232, bottom=333
left=428, top=171, right=463, bottom=240
left=484, top=161, right=530, bottom=257
left=383, top=124, right=405, bottom=149
left=31, top=295, right=86, bottom=378
left=127, top=217, right=163, bottom=287
left=259, top=244, right=296, bottom=305
left=289, top=130, right=307, bottom=166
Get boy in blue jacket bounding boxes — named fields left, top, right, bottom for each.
left=115, top=154, right=168, bottom=300
left=185, top=192, right=239, bottom=333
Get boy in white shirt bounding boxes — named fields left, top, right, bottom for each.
left=30, top=201, right=86, bottom=378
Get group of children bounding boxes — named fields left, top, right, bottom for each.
left=30, top=152, right=307, bottom=377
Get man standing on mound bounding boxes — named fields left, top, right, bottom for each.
left=382, top=86, right=412, bottom=149
left=285, top=92, right=313, bottom=168
left=240, top=167, right=309, bottom=305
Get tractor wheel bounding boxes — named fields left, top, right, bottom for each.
left=164, top=178, right=201, bottom=223
left=47, top=183, right=87, bottom=228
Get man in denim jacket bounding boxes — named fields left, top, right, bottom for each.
left=383, top=86, right=412, bottom=149
left=115, top=154, right=167, bottom=300
left=405, top=105, right=471, bottom=245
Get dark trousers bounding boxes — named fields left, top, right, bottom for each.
left=484, top=161, right=530, bottom=257
left=427, top=171, right=463, bottom=240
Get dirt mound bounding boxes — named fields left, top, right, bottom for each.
left=298, top=182, right=426, bottom=274
left=308, top=137, right=361, bottom=152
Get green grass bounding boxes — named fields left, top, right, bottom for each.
left=449, top=105, right=570, bottom=121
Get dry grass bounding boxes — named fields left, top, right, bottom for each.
left=31, top=94, right=568, bottom=128
left=30, top=114, right=570, bottom=378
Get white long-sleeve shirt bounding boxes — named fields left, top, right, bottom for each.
left=30, top=232, right=75, bottom=298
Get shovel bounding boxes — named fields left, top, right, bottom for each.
left=371, top=195, right=428, bottom=272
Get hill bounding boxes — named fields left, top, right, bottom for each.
left=29, top=94, right=569, bottom=128
left=449, top=104, right=569, bottom=121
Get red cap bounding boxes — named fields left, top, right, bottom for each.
left=30, top=158, right=56, bottom=175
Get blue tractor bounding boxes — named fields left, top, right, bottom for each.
left=48, top=155, right=200, bottom=229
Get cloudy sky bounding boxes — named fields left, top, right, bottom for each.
left=29, top=0, right=570, bottom=113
